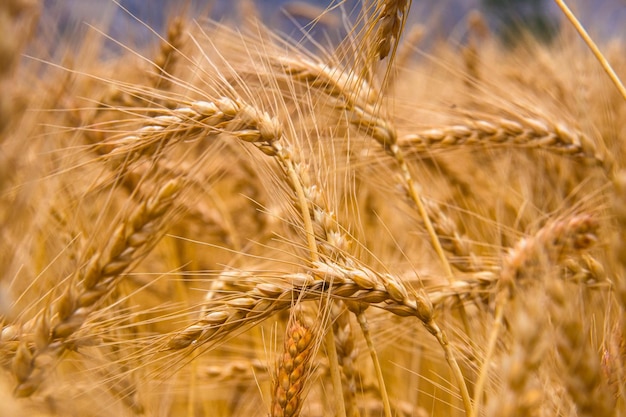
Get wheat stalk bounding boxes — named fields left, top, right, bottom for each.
left=553, top=0, right=626, bottom=101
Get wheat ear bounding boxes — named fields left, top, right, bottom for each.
left=471, top=213, right=600, bottom=416
left=151, top=17, right=184, bottom=91
left=401, top=115, right=602, bottom=163
left=271, top=317, right=316, bottom=417
left=499, top=213, right=599, bottom=292
left=462, top=10, right=490, bottom=88
left=167, top=258, right=471, bottom=414
left=369, top=0, right=412, bottom=62
left=105, top=97, right=280, bottom=161
left=8, top=179, right=181, bottom=396
left=360, top=0, right=412, bottom=86
left=167, top=260, right=436, bottom=350
left=548, top=278, right=616, bottom=417
left=485, top=299, right=546, bottom=417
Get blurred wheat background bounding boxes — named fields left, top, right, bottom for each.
left=1, top=0, right=625, bottom=416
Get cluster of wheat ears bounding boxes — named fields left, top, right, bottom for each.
left=1, top=0, right=625, bottom=415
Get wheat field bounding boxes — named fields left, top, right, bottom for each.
left=1, top=0, right=625, bottom=416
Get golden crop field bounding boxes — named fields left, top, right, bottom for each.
left=0, top=1, right=625, bottom=416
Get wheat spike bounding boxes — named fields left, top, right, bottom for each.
left=271, top=317, right=316, bottom=417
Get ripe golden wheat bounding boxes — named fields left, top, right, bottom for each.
left=1, top=0, right=625, bottom=416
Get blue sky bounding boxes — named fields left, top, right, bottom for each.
left=42, top=0, right=624, bottom=47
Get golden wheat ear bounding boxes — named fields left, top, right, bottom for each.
left=270, top=316, right=317, bottom=417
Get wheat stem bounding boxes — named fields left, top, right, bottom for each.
left=355, top=310, right=392, bottom=417
left=423, top=318, right=473, bottom=416
left=553, top=0, right=626, bottom=102
left=324, top=327, right=348, bottom=417
left=470, top=298, right=505, bottom=417
left=390, top=144, right=455, bottom=279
